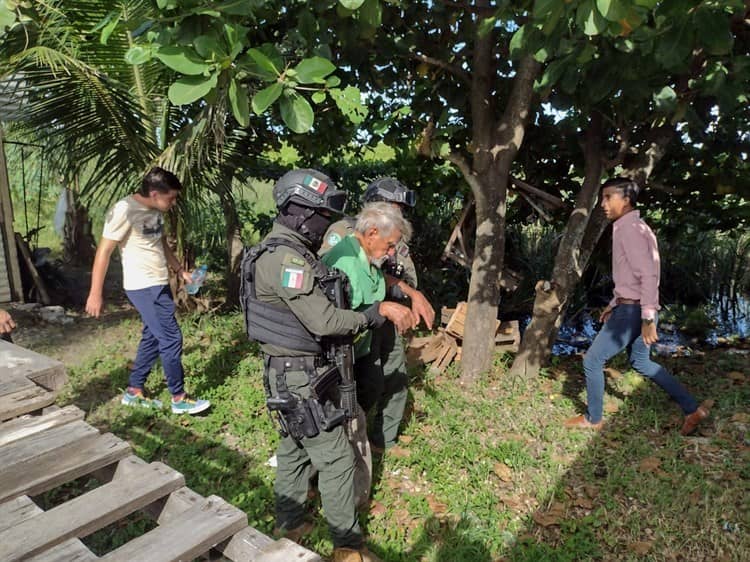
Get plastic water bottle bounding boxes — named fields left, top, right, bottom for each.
left=185, top=265, right=208, bottom=295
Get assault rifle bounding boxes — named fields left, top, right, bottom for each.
left=321, top=270, right=358, bottom=421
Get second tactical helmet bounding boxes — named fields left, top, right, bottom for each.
left=362, top=177, right=416, bottom=208
left=273, top=169, right=347, bottom=215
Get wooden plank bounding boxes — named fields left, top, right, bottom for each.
left=101, top=495, right=247, bottom=562
left=0, top=374, right=37, bottom=398
left=0, top=495, right=41, bottom=533
left=218, top=526, right=275, bottom=561
left=0, top=339, right=68, bottom=392
left=0, top=128, right=24, bottom=303
left=0, top=458, right=184, bottom=561
left=25, top=539, right=97, bottom=562
left=0, top=405, right=85, bottom=447
left=255, top=539, right=323, bottom=562
left=0, top=432, right=131, bottom=503
left=0, top=497, right=96, bottom=562
left=0, top=420, right=99, bottom=469
left=0, top=384, right=57, bottom=422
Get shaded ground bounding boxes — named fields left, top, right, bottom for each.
left=5, top=290, right=749, bottom=561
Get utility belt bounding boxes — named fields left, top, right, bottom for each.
left=263, top=354, right=346, bottom=442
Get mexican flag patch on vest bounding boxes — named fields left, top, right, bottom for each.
left=282, top=266, right=305, bottom=289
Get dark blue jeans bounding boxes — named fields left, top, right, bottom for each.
left=125, top=284, right=184, bottom=396
left=583, top=304, right=698, bottom=423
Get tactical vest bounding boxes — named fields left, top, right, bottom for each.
left=240, top=237, right=334, bottom=354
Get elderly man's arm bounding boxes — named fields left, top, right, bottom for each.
left=385, top=274, right=435, bottom=329
left=0, top=309, right=16, bottom=334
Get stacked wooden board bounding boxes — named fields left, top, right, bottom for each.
left=0, top=339, right=322, bottom=562
left=407, top=302, right=520, bottom=374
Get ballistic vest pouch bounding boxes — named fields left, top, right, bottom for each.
left=240, top=237, right=336, bottom=354
left=265, top=355, right=345, bottom=441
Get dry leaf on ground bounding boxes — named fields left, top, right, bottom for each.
left=639, top=457, right=661, bottom=473
left=532, top=501, right=565, bottom=527
left=426, top=494, right=448, bottom=517
left=727, top=371, right=746, bottom=383
left=369, top=500, right=387, bottom=517
left=628, top=541, right=653, bottom=555
left=493, top=462, right=513, bottom=482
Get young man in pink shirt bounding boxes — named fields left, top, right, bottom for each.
left=565, top=178, right=709, bottom=435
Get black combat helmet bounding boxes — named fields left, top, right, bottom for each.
left=362, top=177, right=416, bottom=207
left=273, top=169, right=347, bottom=215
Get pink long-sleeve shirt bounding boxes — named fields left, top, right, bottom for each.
left=608, top=210, right=660, bottom=320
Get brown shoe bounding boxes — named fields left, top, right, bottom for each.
left=273, top=521, right=313, bottom=543
left=331, top=547, right=383, bottom=562
left=681, top=403, right=710, bottom=435
left=563, top=414, right=604, bottom=430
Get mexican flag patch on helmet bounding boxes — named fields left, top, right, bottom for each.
left=303, top=174, right=328, bottom=193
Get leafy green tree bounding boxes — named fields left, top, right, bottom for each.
left=509, top=0, right=750, bottom=378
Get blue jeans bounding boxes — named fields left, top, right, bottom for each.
left=125, top=284, right=185, bottom=396
left=583, top=304, right=697, bottom=423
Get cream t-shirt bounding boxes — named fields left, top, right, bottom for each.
left=102, top=196, right=169, bottom=291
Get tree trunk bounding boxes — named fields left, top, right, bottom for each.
left=459, top=50, right=540, bottom=382
left=461, top=169, right=509, bottom=380
left=510, top=114, right=604, bottom=378
left=222, top=194, right=243, bottom=308
left=62, top=184, right=96, bottom=267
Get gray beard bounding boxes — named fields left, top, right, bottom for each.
left=370, top=255, right=388, bottom=269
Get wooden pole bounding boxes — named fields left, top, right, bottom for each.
left=0, top=126, right=24, bottom=302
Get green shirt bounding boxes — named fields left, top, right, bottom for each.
left=322, top=234, right=385, bottom=357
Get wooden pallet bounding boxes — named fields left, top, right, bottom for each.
left=407, top=302, right=520, bottom=374
left=0, top=341, right=322, bottom=562
left=0, top=339, right=68, bottom=421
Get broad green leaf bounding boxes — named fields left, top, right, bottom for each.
left=533, top=0, right=558, bottom=19
left=339, top=0, right=365, bottom=9
left=311, top=91, right=326, bottom=104
left=168, top=72, right=218, bottom=105
left=330, top=86, right=368, bottom=125
left=225, top=23, right=249, bottom=59
left=280, top=92, right=315, bottom=133
left=653, top=85, right=677, bottom=112
left=596, top=0, right=628, bottom=22
left=193, top=33, right=224, bottom=59
left=542, top=2, right=565, bottom=35
left=576, top=0, right=607, bottom=36
left=251, top=82, right=282, bottom=114
left=326, top=75, right=341, bottom=88
left=0, top=6, right=15, bottom=32
left=156, top=46, right=210, bottom=75
left=229, top=78, right=250, bottom=127
left=509, top=25, right=528, bottom=59
left=243, top=46, right=282, bottom=81
left=535, top=58, right=567, bottom=91
left=360, top=0, right=382, bottom=27
left=125, top=45, right=153, bottom=65
left=156, top=0, right=168, bottom=9
left=654, top=21, right=692, bottom=70
left=695, top=8, right=733, bottom=55
left=215, top=0, right=261, bottom=16
left=293, top=57, right=336, bottom=84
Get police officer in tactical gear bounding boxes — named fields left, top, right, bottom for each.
left=241, top=168, right=413, bottom=562
left=320, top=177, right=434, bottom=454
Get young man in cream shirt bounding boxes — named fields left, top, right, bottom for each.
left=86, top=167, right=209, bottom=414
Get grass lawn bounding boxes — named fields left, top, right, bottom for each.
left=17, top=309, right=749, bottom=562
